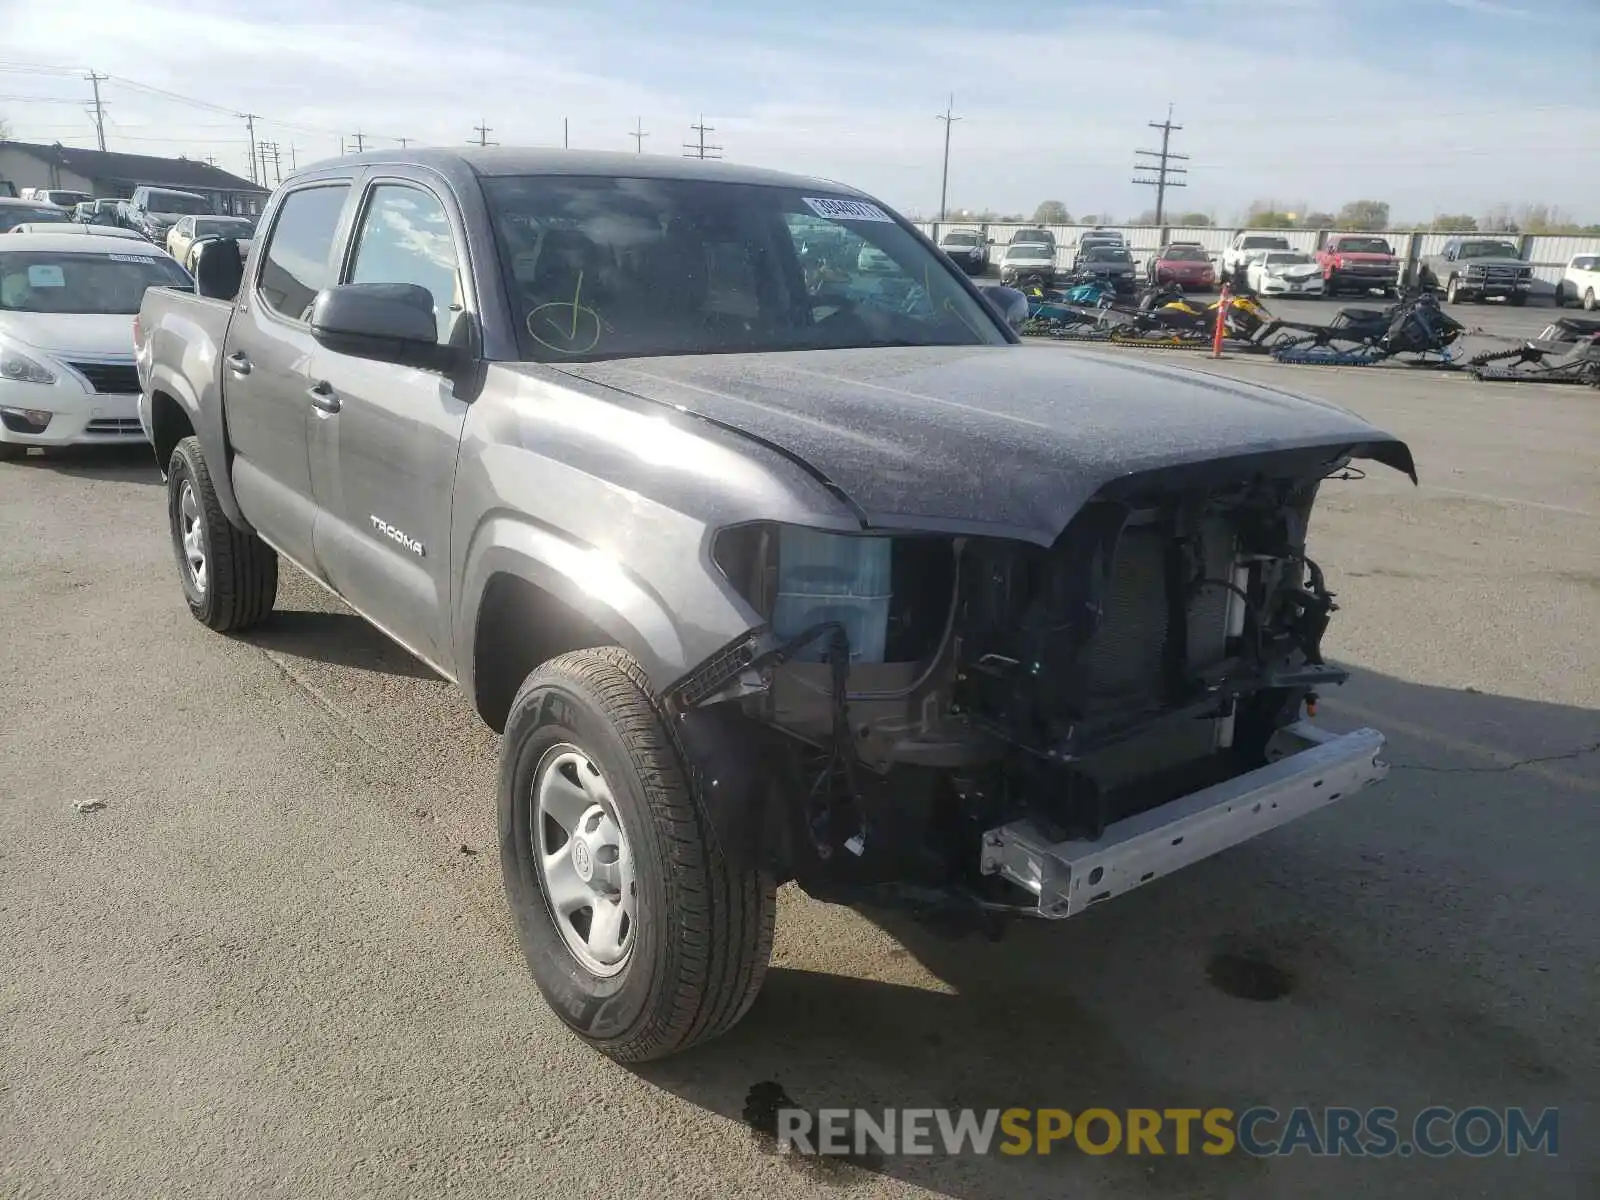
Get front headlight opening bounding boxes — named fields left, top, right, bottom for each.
left=0, top=345, right=58, bottom=386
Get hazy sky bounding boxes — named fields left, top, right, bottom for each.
left=2, top=0, right=1596, bottom=223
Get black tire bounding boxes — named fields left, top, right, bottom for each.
left=167, top=436, right=277, bottom=632
left=1445, top=276, right=1462, bottom=304
left=1508, top=292, right=1527, bottom=307
left=499, top=646, right=776, bottom=1062
left=1586, top=288, right=1597, bottom=312
left=0, top=441, right=25, bottom=462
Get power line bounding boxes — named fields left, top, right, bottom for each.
left=471, top=121, right=495, bottom=147
left=1132, top=104, right=1188, bottom=224
left=935, top=94, right=961, bottom=222
left=83, top=71, right=108, bottom=151
left=682, top=116, right=721, bottom=160
left=628, top=116, right=648, bottom=153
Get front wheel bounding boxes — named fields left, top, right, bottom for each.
left=1445, top=276, right=1462, bottom=304
left=1508, top=292, right=1527, bottom=307
left=167, top=436, right=277, bottom=631
left=499, top=647, right=776, bottom=1062
left=1586, top=288, right=1597, bottom=312
left=0, top=440, right=25, bottom=462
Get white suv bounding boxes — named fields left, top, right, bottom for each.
left=1557, top=253, right=1599, bottom=311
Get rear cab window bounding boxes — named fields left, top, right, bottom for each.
left=255, top=184, right=352, bottom=322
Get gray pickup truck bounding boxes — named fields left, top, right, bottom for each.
left=1418, top=236, right=1533, bottom=305
left=135, top=148, right=1414, bottom=1062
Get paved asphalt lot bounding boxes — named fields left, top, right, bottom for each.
left=2, top=326, right=1596, bottom=1198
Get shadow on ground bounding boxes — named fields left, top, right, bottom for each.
left=633, top=668, right=1598, bottom=1200
left=7, top=444, right=160, bottom=485
left=240, top=608, right=439, bottom=680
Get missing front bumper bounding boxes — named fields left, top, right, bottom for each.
left=978, top=721, right=1388, bottom=918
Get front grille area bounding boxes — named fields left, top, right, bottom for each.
left=85, top=418, right=143, bottom=436
left=68, top=362, right=140, bottom=394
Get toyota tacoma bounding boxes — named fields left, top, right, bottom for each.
left=135, top=149, right=1414, bottom=1063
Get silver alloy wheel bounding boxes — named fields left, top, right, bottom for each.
left=179, top=481, right=207, bottom=594
left=533, top=744, right=636, bottom=977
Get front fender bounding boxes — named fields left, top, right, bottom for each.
left=455, top=514, right=696, bottom=700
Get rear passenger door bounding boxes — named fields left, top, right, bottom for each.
left=306, top=176, right=472, bottom=672
left=222, top=180, right=353, bottom=573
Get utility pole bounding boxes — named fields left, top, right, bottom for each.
left=258, top=141, right=271, bottom=190
left=289, top=143, right=297, bottom=172
left=935, top=94, right=961, bottom=221
left=628, top=117, right=648, bottom=153
left=239, top=113, right=260, bottom=184
left=563, top=117, right=569, bottom=150
left=350, top=131, right=367, bottom=153
left=84, top=71, right=108, bottom=151
left=682, top=116, right=721, bottom=160
left=268, top=142, right=282, bottom=186
left=1132, top=104, right=1188, bottom=225
left=471, top=121, right=495, bottom=147
left=398, top=137, right=409, bottom=148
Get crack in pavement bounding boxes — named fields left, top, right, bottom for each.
left=1390, top=739, right=1600, bottom=776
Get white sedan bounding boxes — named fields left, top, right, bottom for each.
left=1246, top=251, right=1325, bottom=297
left=1556, top=253, right=1599, bottom=310
left=0, top=232, right=191, bottom=460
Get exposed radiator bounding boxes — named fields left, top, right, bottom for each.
left=1082, top=518, right=1235, bottom=703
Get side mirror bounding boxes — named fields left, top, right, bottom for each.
left=192, top=237, right=244, bottom=302
left=979, top=284, right=1029, bottom=330
left=309, top=283, right=456, bottom=371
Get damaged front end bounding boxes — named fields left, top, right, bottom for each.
left=670, top=444, right=1402, bottom=920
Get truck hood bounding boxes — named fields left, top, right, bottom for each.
left=0, top=311, right=137, bottom=358
left=1330, top=251, right=1395, bottom=263
left=548, top=346, right=1416, bottom=544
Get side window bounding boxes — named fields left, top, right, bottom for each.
left=781, top=213, right=931, bottom=320
left=346, top=183, right=461, bottom=342
left=256, top=184, right=351, bottom=322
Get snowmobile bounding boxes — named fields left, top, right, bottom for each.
left=1101, top=284, right=1275, bottom=348
left=1265, top=289, right=1465, bottom=366
left=1468, top=316, right=1600, bottom=386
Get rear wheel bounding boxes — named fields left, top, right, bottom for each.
left=499, top=646, right=776, bottom=1062
left=167, top=436, right=277, bottom=632
left=1508, top=293, right=1528, bottom=307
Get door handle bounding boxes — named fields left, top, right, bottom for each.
left=225, top=351, right=252, bottom=376
left=307, top=381, right=341, bottom=414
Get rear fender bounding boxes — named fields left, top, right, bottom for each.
left=144, top=358, right=248, bottom=529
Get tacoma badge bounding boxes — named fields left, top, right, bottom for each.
left=370, top=515, right=424, bottom=557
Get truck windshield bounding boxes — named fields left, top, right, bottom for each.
left=0, top=206, right=70, bottom=231
left=1161, top=246, right=1209, bottom=261
left=1242, top=236, right=1291, bottom=250
left=146, top=192, right=212, bottom=216
left=1084, top=247, right=1132, bottom=263
left=0, top=250, right=191, bottom=313
left=1458, top=241, right=1519, bottom=259
left=942, top=231, right=978, bottom=245
left=482, top=176, right=1007, bottom=361
left=1335, top=237, right=1390, bottom=254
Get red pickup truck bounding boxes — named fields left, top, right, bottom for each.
left=1317, top=234, right=1400, bottom=298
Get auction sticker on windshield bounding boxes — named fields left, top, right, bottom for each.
left=27, top=265, right=66, bottom=288
left=803, top=197, right=893, bottom=223
left=108, top=255, right=158, bottom=264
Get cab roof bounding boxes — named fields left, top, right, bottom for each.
left=296, top=147, right=870, bottom=198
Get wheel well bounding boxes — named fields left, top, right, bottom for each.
left=472, top=573, right=615, bottom=732
left=150, top=391, right=195, bottom=474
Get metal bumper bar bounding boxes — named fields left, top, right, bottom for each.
left=979, top=721, right=1388, bottom=918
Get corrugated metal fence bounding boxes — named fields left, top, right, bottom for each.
left=914, top=222, right=1600, bottom=294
